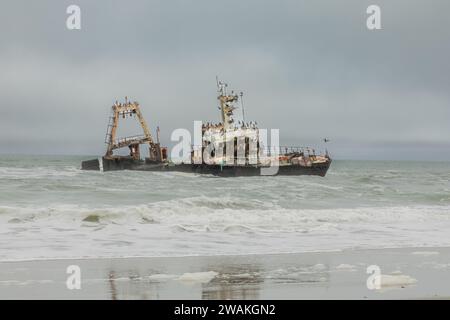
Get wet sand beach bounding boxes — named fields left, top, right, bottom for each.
left=1, top=247, right=449, bottom=299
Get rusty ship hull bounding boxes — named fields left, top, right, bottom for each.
left=81, top=157, right=331, bottom=177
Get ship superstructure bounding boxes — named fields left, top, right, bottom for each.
left=197, top=79, right=261, bottom=166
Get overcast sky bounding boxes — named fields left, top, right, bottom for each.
left=1, top=0, right=449, bottom=160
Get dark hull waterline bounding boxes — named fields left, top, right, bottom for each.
left=81, top=157, right=331, bottom=177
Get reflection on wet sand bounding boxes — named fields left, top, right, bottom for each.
left=105, top=261, right=331, bottom=300
left=202, top=265, right=263, bottom=300
left=108, top=271, right=117, bottom=300
left=3, top=248, right=443, bottom=299
left=107, top=269, right=159, bottom=300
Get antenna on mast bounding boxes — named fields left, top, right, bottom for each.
left=216, top=76, right=229, bottom=96
left=240, top=92, right=245, bottom=123
left=156, top=126, right=160, bottom=144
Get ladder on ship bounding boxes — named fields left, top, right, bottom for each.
left=104, top=111, right=114, bottom=145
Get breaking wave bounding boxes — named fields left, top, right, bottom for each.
left=2, top=199, right=450, bottom=227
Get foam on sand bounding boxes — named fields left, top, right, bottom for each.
left=380, top=274, right=417, bottom=288
left=146, top=274, right=178, bottom=282
left=335, top=264, right=357, bottom=271
left=176, top=271, right=218, bottom=283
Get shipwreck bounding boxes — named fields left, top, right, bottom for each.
left=81, top=81, right=331, bottom=177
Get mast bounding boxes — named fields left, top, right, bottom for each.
left=216, top=79, right=239, bottom=130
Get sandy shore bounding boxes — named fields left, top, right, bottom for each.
left=1, top=247, right=449, bottom=299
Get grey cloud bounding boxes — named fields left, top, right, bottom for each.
left=0, top=0, right=449, bottom=159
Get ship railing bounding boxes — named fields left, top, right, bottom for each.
left=190, top=145, right=320, bottom=162
left=262, top=146, right=315, bottom=157
left=191, top=145, right=316, bottom=155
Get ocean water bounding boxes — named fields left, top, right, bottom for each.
left=0, top=155, right=450, bottom=261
